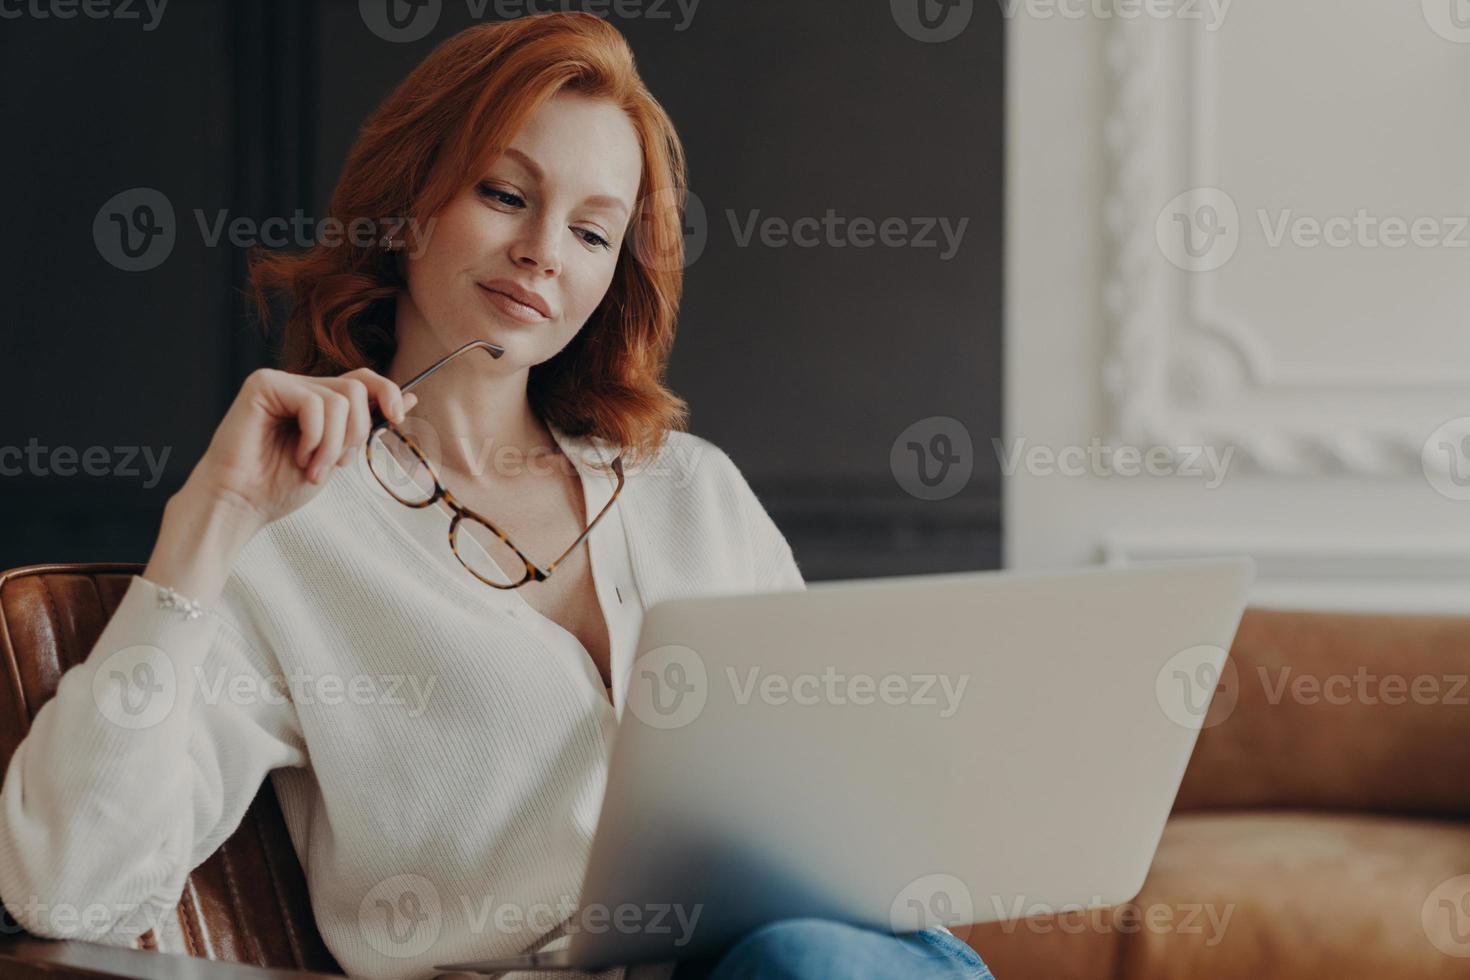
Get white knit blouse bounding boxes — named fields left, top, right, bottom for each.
left=0, top=424, right=806, bottom=980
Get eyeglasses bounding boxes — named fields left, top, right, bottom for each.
left=364, top=340, right=626, bottom=589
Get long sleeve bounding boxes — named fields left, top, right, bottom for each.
left=0, top=575, right=308, bottom=945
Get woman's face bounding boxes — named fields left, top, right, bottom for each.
left=398, top=92, right=643, bottom=369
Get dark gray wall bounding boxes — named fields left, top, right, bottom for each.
left=0, top=0, right=1001, bottom=581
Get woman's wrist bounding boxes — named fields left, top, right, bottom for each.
left=142, top=479, right=265, bottom=604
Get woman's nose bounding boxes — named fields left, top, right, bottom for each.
left=510, top=219, right=562, bottom=276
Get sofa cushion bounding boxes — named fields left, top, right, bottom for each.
left=964, top=810, right=1470, bottom=980
left=1123, top=811, right=1470, bottom=980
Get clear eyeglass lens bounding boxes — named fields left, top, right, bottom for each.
left=453, top=516, right=526, bottom=587
left=368, top=427, right=437, bottom=506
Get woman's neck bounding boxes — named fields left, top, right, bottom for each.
left=386, top=335, right=560, bottom=485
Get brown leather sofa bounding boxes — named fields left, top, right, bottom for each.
left=967, top=604, right=1470, bottom=979
left=3, top=563, right=1469, bottom=978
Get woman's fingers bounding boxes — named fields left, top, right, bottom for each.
left=262, top=375, right=326, bottom=471
left=253, top=366, right=420, bottom=485
left=308, top=389, right=350, bottom=482
left=316, top=370, right=418, bottom=468
left=316, top=377, right=372, bottom=468
left=341, top=367, right=412, bottom=424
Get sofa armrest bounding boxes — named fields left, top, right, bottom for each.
left=0, top=933, right=344, bottom=980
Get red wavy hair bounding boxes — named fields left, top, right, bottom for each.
left=247, top=11, right=690, bottom=469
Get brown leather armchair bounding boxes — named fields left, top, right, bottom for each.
left=0, top=563, right=342, bottom=979
left=5, top=563, right=1470, bottom=978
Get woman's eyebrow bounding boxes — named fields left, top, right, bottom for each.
left=501, top=147, right=630, bottom=218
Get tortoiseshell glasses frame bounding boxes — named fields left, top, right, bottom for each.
left=364, top=339, right=626, bottom=589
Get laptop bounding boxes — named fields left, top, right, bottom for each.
left=435, top=557, right=1254, bottom=974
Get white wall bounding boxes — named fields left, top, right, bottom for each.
left=1006, top=0, right=1470, bottom=612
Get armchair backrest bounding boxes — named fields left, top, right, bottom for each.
left=0, top=563, right=340, bottom=973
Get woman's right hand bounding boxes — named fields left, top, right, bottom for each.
left=143, top=367, right=416, bottom=602
left=189, top=367, right=418, bottom=528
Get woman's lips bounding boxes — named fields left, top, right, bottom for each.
left=478, top=284, right=550, bottom=324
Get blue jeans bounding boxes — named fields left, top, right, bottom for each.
left=668, top=918, right=994, bottom=979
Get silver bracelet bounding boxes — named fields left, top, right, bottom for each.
left=153, top=582, right=206, bottom=621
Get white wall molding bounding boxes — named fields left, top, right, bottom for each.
left=1099, top=9, right=1470, bottom=478
left=1102, top=531, right=1470, bottom=614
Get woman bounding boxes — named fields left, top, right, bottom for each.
left=0, top=13, right=992, bottom=980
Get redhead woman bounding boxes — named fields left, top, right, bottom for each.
left=0, top=12, right=992, bottom=980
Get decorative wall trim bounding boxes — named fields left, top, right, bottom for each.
left=1102, top=531, right=1470, bottom=614
left=1099, top=15, right=1445, bottom=479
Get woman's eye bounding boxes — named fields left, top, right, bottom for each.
left=577, top=228, right=613, bottom=251
left=478, top=182, right=523, bottom=208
